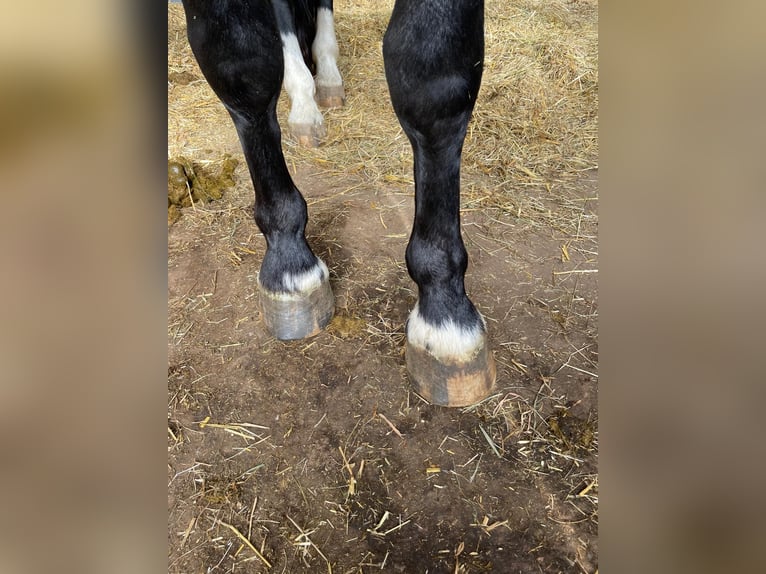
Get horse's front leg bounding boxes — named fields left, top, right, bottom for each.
left=383, top=0, right=496, bottom=406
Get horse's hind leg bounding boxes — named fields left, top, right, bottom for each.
left=312, top=0, right=345, bottom=108
left=273, top=0, right=327, bottom=147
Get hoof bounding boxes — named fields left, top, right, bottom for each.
left=289, top=122, right=327, bottom=148
left=406, top=337, right=497, bottom=407
left=316, top=85, right=345, bottom=108
left=259, top=276, right=334, bottom=340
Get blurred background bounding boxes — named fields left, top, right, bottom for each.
left=0, top=2, right=164, bottom=572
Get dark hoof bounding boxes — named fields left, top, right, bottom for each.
left=316, top=85, right=345, bottom=109
left=259, top=277, right=334, bottom=340
left=406, top=338, right=497, bottom=407
left=289, top=122, right=327, bottom=148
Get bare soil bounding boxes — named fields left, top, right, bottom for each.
left=168, top=165, right=597, bottom=574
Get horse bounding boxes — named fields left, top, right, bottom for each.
left=179, top=0, right=495, bottom=407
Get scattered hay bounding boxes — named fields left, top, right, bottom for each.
left=168, top=0, right=598, bottom=230
left=466, top=384, right=599, bottom=524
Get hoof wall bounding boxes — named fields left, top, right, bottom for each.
left=316, top=85, right=345, bottom=108
left=406, top=339, right=497, bottom=407
left=259, top=277, right=334, bottom=340
left=289, top=122, right=327, bottom=148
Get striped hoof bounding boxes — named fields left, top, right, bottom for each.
left=406, top=337, right=496, bottom=407
left=316, top=84, right=345, bottom=109
left=258, top=274, right=334, bottom=340
left=289, top=122, right=327, bottom=148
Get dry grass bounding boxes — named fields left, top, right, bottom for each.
left=168, top=0, right=598, bottom=229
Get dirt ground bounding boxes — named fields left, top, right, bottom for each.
left=168, top=2, right=598, bottom=573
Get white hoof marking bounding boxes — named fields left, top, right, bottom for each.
left=259, top=259, right=329, bottom=300
left=406, top=306, right=486, bottom=363
left=282, top=258, right=329, bottom=293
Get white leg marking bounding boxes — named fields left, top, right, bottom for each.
left=281, top=32, right=324, bottom=128
left=312, top=8, right=343, bottom=89
left=406, top=306, right=486, bottom=363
